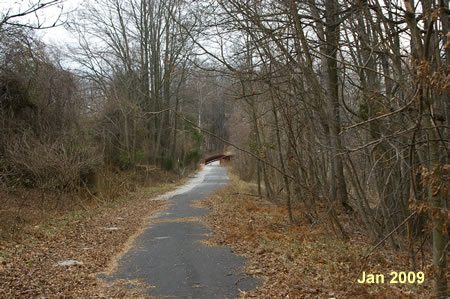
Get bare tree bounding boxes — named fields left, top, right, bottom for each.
left=0, top=0, right=64, bottom=30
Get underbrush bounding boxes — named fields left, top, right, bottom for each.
left=0, top=164, right=190, bottom=297
left=200, top=173, right=433, bottom=298
left=0, top=167, right=181, bottom=244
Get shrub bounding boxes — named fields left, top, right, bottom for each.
left=184, top=150, right=201, bottom=166
left=1, top=135, right=101, bottom=191
left=162, top=157, right=174, bottom=171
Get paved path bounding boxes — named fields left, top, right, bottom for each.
left=102, top=164, right=259, bottom=298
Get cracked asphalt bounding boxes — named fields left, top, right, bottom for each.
left=102, top=164, right=260, bottom=298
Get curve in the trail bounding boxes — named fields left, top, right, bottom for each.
left=101, top=165, right=259, bottom=298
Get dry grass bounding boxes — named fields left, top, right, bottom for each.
left=0, top=168, right=185, bottom=298
left=199, top=174, right=433, bottom=298
left=0, top=168, right=181, bottom=242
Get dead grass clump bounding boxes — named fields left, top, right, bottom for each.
left=94, top=167, right=180, bottom=200
left=242, top=201, right=260, bottom=212
left=2, top=135, right=100, bottom=192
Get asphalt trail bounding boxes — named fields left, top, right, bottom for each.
left=102, top=164, right=259, bottom=298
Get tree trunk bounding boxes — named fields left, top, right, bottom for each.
left=324, top=0, right=350, bottom=210
left=271, top=95, right=293, bottom=223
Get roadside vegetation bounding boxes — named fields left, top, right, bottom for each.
left=0, top=171, right=182, bottom=298
left=0, top=3, right=225, bottom=295
left=0, top=0, right=226, bottom=259
left=201, top=168, right=433, bottom=298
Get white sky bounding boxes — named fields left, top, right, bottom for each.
left=0, top=0, right=83, bottom=47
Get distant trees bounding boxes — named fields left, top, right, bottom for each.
left=0, top=0, right=229, bottom=193
left=69, top=0, right=212, bottom=171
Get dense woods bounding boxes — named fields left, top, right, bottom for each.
left=0, top=1, right=229, bottom=186
left=0, top=0, right=448, bottom=297
left=189, top=1, right=448, bottom=296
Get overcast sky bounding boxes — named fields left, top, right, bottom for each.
left=0, top=0, right=84, bottom=47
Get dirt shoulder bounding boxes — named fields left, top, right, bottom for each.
left=0, top=176, right=187, bottom=298
left=199, top=174, right=433, bottom=298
